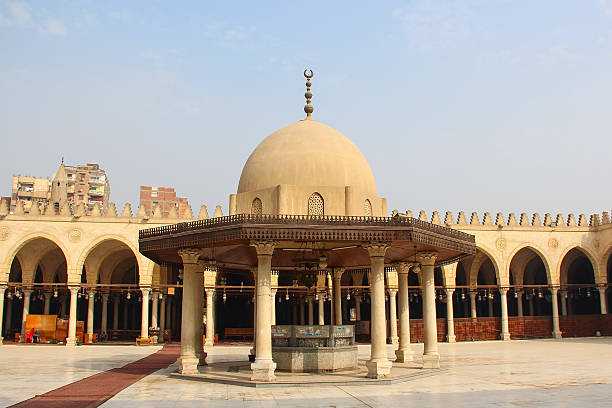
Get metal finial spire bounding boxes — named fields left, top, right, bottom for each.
left=304, top=69, right=314, bottom=119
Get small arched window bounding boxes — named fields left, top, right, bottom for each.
left=251, top=197, right=262, bottom=216
left=308, top=193, right=324, bottom=216
left=364, top=199, right=372, bottom=216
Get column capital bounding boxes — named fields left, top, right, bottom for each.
left=141, top=287, right=151, bottom=296
left=101, top=293, right=109, bottom=301
left=499, top=287, right=509, bottom=295
left=445, top=288, right=455, bottom=295
left=250, top=240, right=278, bottom=256
left=393, top=262, right=413, bottom=275
left=87, top=288, right=96, bottom=295
left=178, top=248, right=202, bottom=264
left=362, top=241, right=391, bottom=258
left=68, top=286, right=79, bottom=295
left=415, top=251, right=438, bottom=266
left=387, top=288, right=398, bottom=295
left=205, top=288, right=215, bottom=296
left=333, top=267, right=345, bottom=280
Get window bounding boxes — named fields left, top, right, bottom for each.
left=364, top=199, right=372, bottom=216
left=250, top=197, right=263, bottom=215
left=308, top=193, right=324, bottom=216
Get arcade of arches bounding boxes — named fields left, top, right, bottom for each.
left=1, top=224, right=611, bottom=346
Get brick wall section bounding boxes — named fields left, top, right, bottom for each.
left=508, top=316, right=552, bottom=339
left=560, top=314, right=612, bottom=337
left=385, top=314, right=612, bottom=344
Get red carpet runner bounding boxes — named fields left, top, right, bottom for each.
left=10, top=344, right=180, bottom=408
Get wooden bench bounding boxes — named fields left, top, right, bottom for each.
left=136, top=337, right=154, bottom=346
left=224, top=328, right=254, bottom=340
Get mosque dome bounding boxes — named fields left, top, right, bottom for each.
left=237, top=119, right=378, bottom=195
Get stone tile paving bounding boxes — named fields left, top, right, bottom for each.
left=2, top=338, right=611, bottom=407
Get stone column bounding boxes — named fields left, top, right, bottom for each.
left=445, top=288, right=456, bottom=343
left=66, top=286, right=79, bottom=346
left=488, top=297, right=494, bottom=317
left=291, top=302, right=297, bottom=324
left=500, top=288, right=510, bottom=341
left=194, top=263, right=205, bottom=364
left=177, top=249, right=202, bottom=374
left=5, top=296, right=13, bottom=336
left=250, top=268, right=257, bottom=358
left=395, top=262, right=413, bottom=362
left=60, top=295, right=67, bottom=317
left=318, top=294, right=325, bottom=325
left=86, top=289, right=95, bottom=343
left=307, top=296, right=314, bottom=325
left=388, top=289, right=398, bottom=347
left=598, top=287, right=608, bottom=314
left=140, top=288, right=150, bottom=339
left=113, top=295, right=119, bottom=330
left=250, top=240, right=277, bottom=381
left=20, top=289, right=32, bottom=341
left=517, top=291, right=524, bottom=317
left=43, top=292, right=51, bottom=315
left=528, top=296, right=535, bottom=316
left=159, top=294, right=166, bottom=342
left=270, top=289, right=277, bottom=325
left=166, top=296, right=172, bottom=330
left=122, top=299, right=128, bottom=329
left=364, top=243, right=392, bottom=378
left=299, top=296, right=305, bottom=325
left=469, top=291, right=477, bottom=319
left=355, top=295, right=362, bottom=321
left=101, top=294, right=109, bottom=336
left=205, top=289, right=215, bottom=346
left=551, top=287, right=562, bottom=339
left=333, top=269, right=344, bottom=325
left=0, top=285, right=6, bottom=343
left=417, top=252, right=439, bottom=369
left=560, top=291, right=567, bottom=316
left=151, top=291, right=159, bottom=329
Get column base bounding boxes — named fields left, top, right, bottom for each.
left=251, top=359, right=277, bottom=381
left=198, top=351, right=208, bottom=366
left=422, top=353, right=440, bottom=369
left=447, top=335, right=456, bottom=343
left=178, top=356, right=200, bottom=374
left=204, top=339, right=214, bottom=347
left=366, top=359, right=392, bottom=379
left=395, top=347, right=414, bottom=362
left=66, top=337, right=77, bottom=346
left=501, top=332, right=511, bottom=341
left=390, top=336, right=399, bottom=347
left=552, top=331, right=562, bottom=339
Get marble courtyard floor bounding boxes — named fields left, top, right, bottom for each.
left=1, top=337, right=611, bottom=407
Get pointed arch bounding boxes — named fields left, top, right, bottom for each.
left=250, top=197, right=263, bottom=216
left=506, top=244, right=552, bottom=285
left=308, top=192, right=324, bottom=216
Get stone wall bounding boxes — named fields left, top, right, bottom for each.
left=560, top=314, right=612, bottom=337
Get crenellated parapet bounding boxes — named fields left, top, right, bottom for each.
left=392, top=209, right=612, bottom=229
left=0, top=199, right=225, bottom=223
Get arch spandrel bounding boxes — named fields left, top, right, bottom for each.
left=506, top=243, right=553, bottom=285
left=440, top=262, right=457, bottom=287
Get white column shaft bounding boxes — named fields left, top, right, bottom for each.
left=469, top=292, right=477, bottom=319
left=205, top=290, right=215, bottom=346
left=599, top=288, right=607, bottom=314
left=308, top=298, right=314, bottom=325
left=445, top=289, right=455, bottom=342
left=140, top=289, right=150, bottom=339
left=20, top=289, right=32, bottom=341
left=551, top=288, right=562, bottom=339
left=87, top=290, right=95, bottom=342
left=396, top=268, right=413, bottom=361
left=500, top=289, right=510, bottom=340
left=66, top=287, right=79, bottom=346
left=318, top=296, right=325, bottom=325
left=388, top=290, right=398, bottom=346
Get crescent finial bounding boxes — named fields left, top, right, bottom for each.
left=304, top=69, right=314, bottom=119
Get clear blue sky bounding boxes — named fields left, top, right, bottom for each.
left=1, top=1, right=612, bottom=217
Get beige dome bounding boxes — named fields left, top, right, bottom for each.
left=237, top=119, right=378, bottom=195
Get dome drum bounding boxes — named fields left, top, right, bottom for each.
left=230, top=184, right=387, bottom=217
